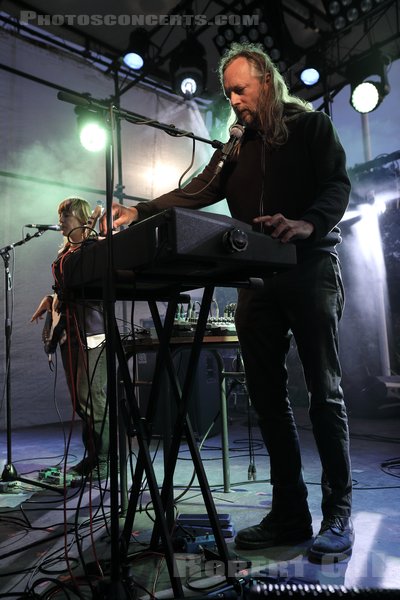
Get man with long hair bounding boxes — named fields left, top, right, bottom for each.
left=31, top=197, right=108, bottom=479
left=104, top=43, right=353, bottom=562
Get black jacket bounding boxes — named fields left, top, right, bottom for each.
left=134, top=110, right=351, bottom=259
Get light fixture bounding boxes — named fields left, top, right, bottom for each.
left=298, top=51, right=325, bottom=87
left=75, top=107, right=108, bottom=152
left=122, top=28, right=149, bottom=70
left=348, top=158, right=400, bottom=212
left=170, top=36, right=207, bottom=100
left=300, top=67, right=320, bottom=86
left=347, top=50, right=390, bottom=113
left=322, top=0, right=387, bottom=30
left=212, top=4, right=291, bottom=74
left=350, top=81, right=382, bottom=113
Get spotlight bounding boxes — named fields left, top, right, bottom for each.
left=347, top=50, right=390, bottom=113
left=179, top=77, right=197, bottom=98
left=122, top=28, right=149, bottom=70
left=75, top=107, right=108, bottom=152
left=299, top=53, right=323, bottom=87
left=300, top=67, right=320, bottom=86
left=170, top=36, right=207, bottom=99
left=350, top=81, right=382, bottom=113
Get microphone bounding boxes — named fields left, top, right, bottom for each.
left=213, top=123, right=245, bottom=175
left=25, top=224, right=61, bottom=231
left=83, top=201, right=104, bottom=239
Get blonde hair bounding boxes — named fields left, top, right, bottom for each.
left=58, top=196, right=91, bottom=224
left=218, top=42, right=313, bottom=147
left=58, top=196, right=92, bottom=250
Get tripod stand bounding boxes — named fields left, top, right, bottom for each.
left=1, top=230, right=62, bottom=493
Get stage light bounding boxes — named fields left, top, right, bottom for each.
left=298, top=52, right=323, bottom=87
left=180, top=77, right=197, bottom=98
left=300, top=67, right=320, bottom=86
left=75, top=107, right=108, bottom=152
left=350, top=80, right=381, bottom=113
left=349, top=159, right=400, bottom=214
left=212, top=4, right=290, bottom=73
left=322, top=0, right=381, bottom=30
left=347, top=50, right=390, bottom=113
left=79, top=122, right=107, bottom=152
left=123, top=51, right=143, bottom=70
left=122, top=28, right=149, bottom=70
left=170, top=36, right=207, bottom=99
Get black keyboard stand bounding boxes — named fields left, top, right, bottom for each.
left=118, top=284, right=235, bottom=596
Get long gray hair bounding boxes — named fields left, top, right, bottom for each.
left=218, top=42, right=313, bottom=147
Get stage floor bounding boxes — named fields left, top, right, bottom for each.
left=1, top=405, right=399, bottom=598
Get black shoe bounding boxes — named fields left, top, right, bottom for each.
left=308, top=516, right=354, bottom=563
left=69, top=457, right=109, bottom=479
left=235, top=511, right=313, bottom=550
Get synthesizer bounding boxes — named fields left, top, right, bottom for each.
left=61, top=207, right=296, bottom=296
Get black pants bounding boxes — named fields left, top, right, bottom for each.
left=235, top=252, right=352, bottom=519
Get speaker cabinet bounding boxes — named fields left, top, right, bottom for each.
left=130, top=347, right=222, bottom=439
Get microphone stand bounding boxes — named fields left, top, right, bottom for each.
left=0, top=231, right=63, bottom=493
left=57, top=90, right=224, bottom=150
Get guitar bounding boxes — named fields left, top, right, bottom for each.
left=41, top=203, right=103, bottom=356
left=42, top=294, right=66, bottom=356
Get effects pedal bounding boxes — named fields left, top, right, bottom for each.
left=38, top=467, right=75, bottom=486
